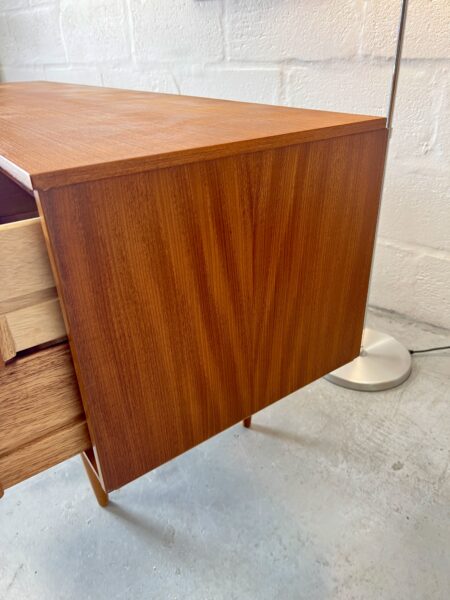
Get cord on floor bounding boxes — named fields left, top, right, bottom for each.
left=409, top=345, right=450, bottom=355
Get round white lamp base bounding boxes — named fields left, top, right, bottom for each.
left=325, top=328, right=412, bottom=391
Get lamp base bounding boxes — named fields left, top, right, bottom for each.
left=325, top=328, right=412, bottom=391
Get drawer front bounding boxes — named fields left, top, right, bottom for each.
left=0, top=343, right=90, bottom=494
left=0, top=217, right=67, bottom=363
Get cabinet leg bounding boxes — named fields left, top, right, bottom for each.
left=243, top=416, right=252, bottom=428
left=81, top=453, right=109, bottom=507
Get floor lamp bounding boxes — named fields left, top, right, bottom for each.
left=325, top=0, right=412, bottom=391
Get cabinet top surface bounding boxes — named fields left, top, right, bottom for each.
left=0, top=81, right=385, bottom=190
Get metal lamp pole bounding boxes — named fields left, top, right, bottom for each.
left=325, top=0, right=412, bottom=391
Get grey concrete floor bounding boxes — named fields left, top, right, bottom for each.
left=1, top=309, right=449, bottom=600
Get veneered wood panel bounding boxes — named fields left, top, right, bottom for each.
left=251, top=130, right=387, bottom=405
left=37, top=130, right=386, bottom=492
left=37, top=158, right=254, bottom=490
left=0, top=82, right=386, bottom=191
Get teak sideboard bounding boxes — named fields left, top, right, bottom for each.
left=0, top=82, right=387, bottom=505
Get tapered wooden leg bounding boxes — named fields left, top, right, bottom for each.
left=81, top=453, right=109, bottom=507
left=243, top=416, right=252, bottom=428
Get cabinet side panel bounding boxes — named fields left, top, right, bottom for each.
left=37, top=157, right=254, bottom=491
left=37, top=129, right=386, bottom=491
left=251, top=129, right=387, bottom=405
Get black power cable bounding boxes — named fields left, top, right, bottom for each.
left=409, top=345, right=450, bottom=355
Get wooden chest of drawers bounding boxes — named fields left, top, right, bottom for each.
left=0, top=82, right=386, bottom=502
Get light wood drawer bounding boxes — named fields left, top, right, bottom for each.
left=0, top=343, right=90, bottom=495
left=0, top=217, right=67, bottom=363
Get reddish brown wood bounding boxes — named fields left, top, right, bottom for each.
left=36, top=129, right=386, bottom=492
left=0, top=82, right=385, bottom=191
left=37, top=156, right=254, bottom=490
left=252, top=131, right=387, bottom=406
left=243, top=417, right=252, bottom=429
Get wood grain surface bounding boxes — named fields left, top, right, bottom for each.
left=252, top=130, right=387, bottom=405
left=37, top=129, right=386, bottom=491
left=0, top=343, right=90, bottom=490
left=4, top=298, right=66, bottom=357
left=0, top=315, right=15, bottom=364
left=0, top=218, right=56, bottom=308
left=0, top=82, right=385, bottom=191
left=0, top=217, right=66, bottom=361
left=0, top=420, right=90, bottom=490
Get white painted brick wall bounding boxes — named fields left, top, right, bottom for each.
left=131, top=0, right=223, bottom=64
left=0, top=0, right=449, bottom=329
left=227, top=0, right=363, bottom=61
left=60, top=0, right=131, bottom=64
